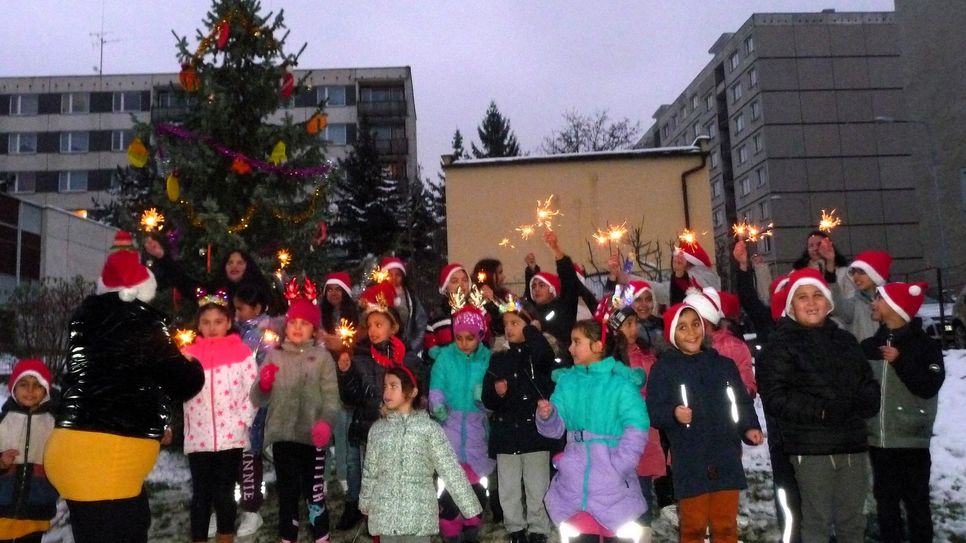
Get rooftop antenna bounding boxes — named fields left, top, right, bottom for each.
left=90, top=0, right=121, bottom=77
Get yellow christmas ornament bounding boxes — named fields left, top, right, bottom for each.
left=165, top=173, right=180, bottom=202
left=127, top=137, right=149, bottom=168
left=269, top=141, right=287, bottom=165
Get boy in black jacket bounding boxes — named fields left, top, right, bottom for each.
left=523, top=231, right=580, bottom=364
left=862, top=282, right=945, bottom=543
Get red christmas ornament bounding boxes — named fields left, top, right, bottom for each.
left=312, top=220, right=328, bottom=247
left=216, top=21, right=230, bottom=49
left=231, top=157, right=252, bottom=175
left=280, top=72, right=295, bottom=99
left=179, top=63, right=200, bottom=93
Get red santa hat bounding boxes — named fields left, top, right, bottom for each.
left=675, top=240, right=712, bottom=268
left=438, top=263, right=467, bottom=295
left=286, top=298, right=321, bottom=330
left=850, top=251, right=892, bottom=286
left=360, top=282, right=399, bottom=326
left=529, top=272, right=561, bottom=298
left=770, top=273, right=791, bottom=321
left=683, top=287, right=724, bottom=326
left=9, top=358, right=51, bottom=398
left=573, top=263, right=587, bottom=285
left=877, top=282, right=927, bottom=323
left=97, top=231, right=157, bottom=303
left=719, top=291, right=741, bottom=321
left=380, top=256, right=406, bottom=276
left=783, top=267, right=834, bottom=320
left=628, top=280, right=653, bottom=301
left=324, top=271, right=352, bottom=296
left=663, top=302, right=703, bottom=349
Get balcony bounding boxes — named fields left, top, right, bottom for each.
left=373, top=137, right=408, bottom=156
left=357, top=100, right=407, bottom=117
left=151, top=105, right=191, bottom=123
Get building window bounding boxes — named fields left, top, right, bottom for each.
left=744, top=35, right=755, bottom=54
left=360, top=86, right=404, bottom=103
left=58, top=171, right=89, bottom=192
left=662, top=124, right=669, bottom=138
left=735, top=113, right=746, bottom=133
left=7, top=133, right=37, bottom=154
left=671, top=114, right=677, bottom=128
left=749, top=67, right=759, bottom=88
left=758, top=199, right=770, bottom=218
left=750, top=100, right=761, bottom=120
left=710, top=150, right=719, bottom=168
left=318, top=86, right=348, bottom=106
left=690, top=95, right=699, bottom=110
left=731, top=83, right=743, bottom=103
left=9, top=94, right=39, bottom=115
left=705, top=93, right=714, bottom=112
left=758, top=236, right=772, bottom=254
left=737, top=145, right=748, bottom=164
left=729, top=51, right=740, bottom=71
left=322, top=124, right=348, bottom=145
left=691, top=122, right=701, bottom=140
left=713, top=208, right=725, bottom=227
left=680, top=105, right=687, bottom=120
left=111, top=130, right=136, bottom=151
left=756, top=166, right=768, bottom=186
left=712, top=180, right=722, bottom=198
left=61, top=92, right=90, bottom=114
left=13, top=172, right=37, bottom=193
left=740, top=176, right=751, bottom=196
left=60, top=132, right=89, bottom=153
left=753, top=133, right=763, bottom=153
left=706, top=121, right=717, bottom=140
left=113, top=91, right=142, bottom=112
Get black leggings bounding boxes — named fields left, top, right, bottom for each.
left=273, top=441, right=330, bottom=541
left=66, top=490, right=151, bottom=543
left=188, top=448, right=243, bottom=540
left=0, top=533, right=44, bottom=542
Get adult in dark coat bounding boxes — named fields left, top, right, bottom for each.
left=757, top=268, right=880, bottom=543
left=45, top=232, right=204, bottom=543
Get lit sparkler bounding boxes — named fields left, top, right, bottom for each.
left=337, top=318, right=357, bottom=348
left=477, top=271, right=487, bottom=284
left=732, top=219, right=774, bottom=243
left=369, top=266, right=390, bottom=284
left=516, top=224, right=536, bottom=240
left=678, top=228, right=697, bottom=246
left=276, top=249, right=292, bottom=269
left=262, top=329, right=279, bottom=346
left=534, top=195, right=561, bottom=231
left=818, top=209, right=842, bottom=233
left=593, top=222, right=629, bottom=252
left=174, top=329, right=196, bottom=347
left=498, top=237, right=516, bottom=249
left=140, top=208, right=165, bottom=232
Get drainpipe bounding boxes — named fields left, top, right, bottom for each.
left=680, top=136, right=711, bottom=229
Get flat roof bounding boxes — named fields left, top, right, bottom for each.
left=443, top=145, right=704, bottom=169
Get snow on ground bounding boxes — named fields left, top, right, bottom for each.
left=34, top=350, right=966, bottom=542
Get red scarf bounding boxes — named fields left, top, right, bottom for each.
left=370, top=336, right=406, bottom=368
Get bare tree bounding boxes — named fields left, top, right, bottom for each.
left=1, top=276, right=93, bottom=384
left=542, top=109, right=642, bottom=154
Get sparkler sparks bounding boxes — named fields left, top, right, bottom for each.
left=818, top=209, right=842, bottom=233
left=516, top=224, right=536, bottom=240
left=498, top=238, right=516, bottom=249
left=369, top=266, right=390, bottom=284
left=678, top=228, right=697, bottom=246
left=140, top=208, right=165, bottom=232
left=276, top=249, right=292, bottom=269
left=174, top=329, right=196, bottom=347
left=262, top=329, right=279, bottom=345
left=732, top=219, right=774, bottom=243
left=534, top=195, right=561, bottom=231
left=337, top=318, right=357, bottom=348
left=593, top=222, right=629, bottom=246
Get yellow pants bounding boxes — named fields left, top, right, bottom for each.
left=44, top=428, right=159, bottom=502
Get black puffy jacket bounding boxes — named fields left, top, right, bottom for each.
left=757, top=317, right=880, bottom=455
left=57, top=293, right=204, bottom=439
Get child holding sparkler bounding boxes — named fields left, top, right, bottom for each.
left=524, top=231, right=581, bottom=363
left=482, top=297, right=559, bottom=543
left=425, top=263, right=472, bottom=359
left=250, top=279, right=341, bottom=543
left=646, top=303, right=762, bottom=543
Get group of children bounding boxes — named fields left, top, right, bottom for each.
left=1, top=225, right=946, bottom=543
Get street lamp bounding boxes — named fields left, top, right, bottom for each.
left=875, top=115, right=948, bottom=348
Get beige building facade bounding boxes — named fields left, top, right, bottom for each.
left=443, top=144, right=713, bottom=290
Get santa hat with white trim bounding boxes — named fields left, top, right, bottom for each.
left=529, top=272, right=561, bottom=298
left=627, top=280, right=653, bottom=301
left=9, top=358, right=52, bottom=399
left=675, top=240, right=712, bottom=268
left=877, top=281, right=927, bottom=323
left=770, top=273, right=792, bottom=321
left=683, top=286, right=724, bottom=326
left=783, top=267, right=834, bottom=320
left=850, top=251, right=892, bottom=286
left=96, top=231, right=157, bottom=303
left=438, top=263, right=467, bottom=295
left=380, top=256, right=407, bottom=276
left=324, top=271, right=352, bottom=297
left=662, top=302, right=704, bottom=349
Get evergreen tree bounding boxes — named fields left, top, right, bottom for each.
left=451, top=129, right=469, bottom=160
left=329, top=117, right=402, bottom=267
left=397, top=174, right=446, bottom=300
left=105, top=0, right=333, bottom=281
left=471, top=101, right=521, bottom=158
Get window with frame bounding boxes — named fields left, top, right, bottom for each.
left=360, top=86, right=404, bottom=103
left=749, top=68, right=759, bottom=88
left=756, top=166, right=768, bottom=186
left=712, top=180, right=722, bottom=198
left=729, top=51, right=740, bottom=71
left=706, top=121, right=717, bottom=140
left=737, top=145, right=748, bottom=164
left=13, top=172, right=37, bottom=193
left=731, top=83, right=743, bottom=103
left=8, top=133, right=37, bottom=154
left=680, top=105, right=687, bottom=120
left=318, top=85, right=348, bottom=106
left=758, top=199, right=770, bottom=218
left=751, top=100, right=761, bottom=120
left=9, top=94, right=39, bottom=115
left=759, top=236, right=772, bottom=254
left=735, top=113, right=746, bottom=133
left=111, top=130, right=136, bottom=151
left=744, top=36, right=755, bottom=54
left=753, top=133, right=763, bottom=153
left=740, top=176, right=751, bottom=196
left=321, top=124, right=348, bottom=145
left=713, top=208, right=725, bottom=227
left=662, top=124, right=669, bottom=138
left=113, top=91, right=142, bottom=112
left=691, top=95, right=699, bottom=110
left=705, top=93, right=714, bottom=112
left=61, top=92, right=90, bottom=114
left=671, top=114, right=677, bottom=128
left=691, top=122, right=701, bottom=141
left=60, top=132, right=89, bottom=153
left=58, top=171, right=89, bottom=192
left=710, top=150, right=719, bottom=168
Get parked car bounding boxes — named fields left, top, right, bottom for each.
left=918, top=293, right=956, bottom=347
left=952, top=285, right=966, bottom=349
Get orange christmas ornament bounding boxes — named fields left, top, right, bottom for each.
left=127, top=137, right=149, bottom=168
left=306, top=113, right=328, bottom=135
left=179, top=63, right=200, bottom=92
left=231, top=157, right=251, bottom=174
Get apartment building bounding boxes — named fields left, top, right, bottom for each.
left=0, top=66, right=417, bottom=215
left=639, top=10, right=923, bottom=281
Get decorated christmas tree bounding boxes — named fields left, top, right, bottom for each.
left=108, top=0, right=333, bottom=285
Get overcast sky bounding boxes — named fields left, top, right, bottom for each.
left=1, top=0, right=894, bottom=179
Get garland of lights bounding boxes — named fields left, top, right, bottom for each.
left=187, top=9, right=279, bottom=66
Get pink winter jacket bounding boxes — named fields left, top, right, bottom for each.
left=627, top=343, right=666, bottom=478
left=183, top=334, right=258, bottom=454
left=711, top=328, right=757, bottom=399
